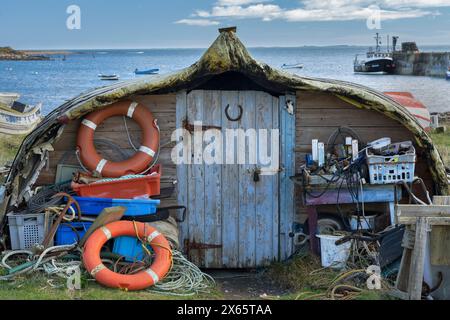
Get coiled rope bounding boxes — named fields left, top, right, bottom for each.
left=148, top=250, right=215, bottom=296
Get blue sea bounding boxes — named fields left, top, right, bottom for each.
left=1, top=46, right=450, bottom=115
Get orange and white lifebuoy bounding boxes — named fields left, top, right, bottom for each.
left=76, top=100, right=159, bottom=178
left=83, top=221, right=172, bottom=291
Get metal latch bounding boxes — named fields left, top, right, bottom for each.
left=184, top=239, right=222, bottom=257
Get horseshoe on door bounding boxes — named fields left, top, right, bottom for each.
left=225, top=104, right=243, bottom=122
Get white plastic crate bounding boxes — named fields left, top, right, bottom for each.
left=366, top=147, right=416, bottom=185
left=7, top=212, right=52, bottom=250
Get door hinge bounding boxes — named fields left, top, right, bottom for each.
left=184, top=239, right=222, bottom=257
left=183, top=120, right=221, bottom=133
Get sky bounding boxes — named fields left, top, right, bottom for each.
left=1, top=0, right=450, bottom=49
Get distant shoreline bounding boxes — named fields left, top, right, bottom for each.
left=23, top=50, right=76, bottom=56
left=0, top=47, right=50, bottom=61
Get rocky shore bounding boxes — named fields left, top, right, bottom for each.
left=0, top=46, right=50, bottom=61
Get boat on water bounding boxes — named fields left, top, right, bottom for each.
left=134, top=68, right=159, bottom=75
left=98, top=74, right=120, bottom=81
left=0, top=92, right=20, bottom=106
left=384, top=92, right=431, bottom=131
left=281, top=63, right=303, bottom=70
left=0, top=93, right=42, bottom=135
left=354, top=33, right=396, bottom=75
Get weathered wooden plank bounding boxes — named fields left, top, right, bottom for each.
left=203, top=91, right=223, bottom=268
left=237, top=91, right=256, bottom=268
left=176, top=91, right=188, bottom=252
left=296, top=127, right=414, bottom=145
left=221, top=90, right=240, bottom=268
left=430, top=197, right=450, bottom=266
left=398, top=217, right=450, bottom=225
left=296, top=91, right=354, bottom=110
left=408, top=217, right=429, bottom=300
left=298, top=108, right=402, bottom=127
left=279, top=94, right=296, bottom=260
left=397, top=205, right=450, bottom=218
left=272, top=95, right=280, bottom=262
left=186, top=90, right=206, bottom=266
left=255, top=92, right=278, bottom=266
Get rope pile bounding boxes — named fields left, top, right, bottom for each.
left=149, top=250, right=215, bottom=296
left=0, top=244, right=79, bottom=281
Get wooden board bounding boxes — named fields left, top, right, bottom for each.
left=279, top=94, right=296, bottom=260
left=431, top=197, right=450, bottom=266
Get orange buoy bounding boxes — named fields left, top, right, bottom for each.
left=76, top=100, right=159, bottom=178
left=83, top=221, right=172, bottom=291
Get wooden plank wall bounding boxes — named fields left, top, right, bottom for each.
left=294, top=90, right=434, bottom=220
left=36, top=94, right=178, bottom=207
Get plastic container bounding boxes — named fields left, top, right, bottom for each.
left=7, top=213, right=52, bottom=250
left=366, top=147, right=416, bottom=185
left=112, top=236, right=150, bottom=262
left=71, top=197, right=160, bottom=217
left=317, top=234, right=352, bottom=269
left=72, top=165, right=161, bottom=199
left=55, top=222, right=93, bottom=245
left=349, top=215, right=377, bottom=231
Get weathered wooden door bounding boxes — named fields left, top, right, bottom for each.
left=176, top=90, right=295, bottom=268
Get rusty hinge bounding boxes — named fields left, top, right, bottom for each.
left=183, top=120, right=221, bottom=133
left=184, top=239, right=222, bottom=257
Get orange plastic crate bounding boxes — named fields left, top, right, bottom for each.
left=72, top=165, right=161, bottom=199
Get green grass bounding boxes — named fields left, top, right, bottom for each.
left=0, top=270, right=224, bottom=300
left=430, top=123, right=450, bottom=167
left=0, top=134, right=23, bottom=166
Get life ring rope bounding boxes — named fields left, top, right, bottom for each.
left=77, top=100, right=160, bottom=178
left=83, top=221, right=172, bottom=291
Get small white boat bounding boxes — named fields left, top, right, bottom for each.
left=0, top=93, right=20, bottom=106
left=0, top=93, right=42, bottom=135
left=98, top=74, right=120, bottom=81
left=281, top=63, right=304, bottom=70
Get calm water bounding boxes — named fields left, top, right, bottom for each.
left=1, top=46, right=450, bottom=115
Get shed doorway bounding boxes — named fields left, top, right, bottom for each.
left=176, top=90, right=295, bottom=268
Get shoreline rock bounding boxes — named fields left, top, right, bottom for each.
left=0, top=46, right=51, bottom=61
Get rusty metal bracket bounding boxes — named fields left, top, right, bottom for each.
left=184, top=239, right=222, bottom=257
left=183, top=120, right=221, bottom=133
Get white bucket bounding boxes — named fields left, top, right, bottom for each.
left=317, top=234, right=352, bottom=269
left=349, top=215, right=376, bottom=231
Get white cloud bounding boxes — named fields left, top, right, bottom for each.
left=181, top=0, right=450, bottom=24
left=197, top=4, right=283, bottom=21
left=216, top=0, right=272, bottom=5
left=175, top=19, right=220, bottom=26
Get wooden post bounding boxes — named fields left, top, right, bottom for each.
left=307, top=206, right=319, bottom=255
left=430, top=197, right=450, bottom=266
left=408, top=217, right=429, bottom=300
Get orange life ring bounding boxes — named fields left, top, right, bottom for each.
left=76, top=100, right=159, bottom=178
left=83, top=221, right=172, bottom=291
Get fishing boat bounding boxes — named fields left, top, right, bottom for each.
left=98, top=74, right=120, bottom=81
left=0, top=93, right=42, bottom=135
left=354, top=33, right=396, bottom=75
left=281, top=63, right=303, bottom=70
left=134, top=68, right=159, bottom=75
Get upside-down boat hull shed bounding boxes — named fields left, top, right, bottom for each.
left=1, top=28, right=448, bottom=268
